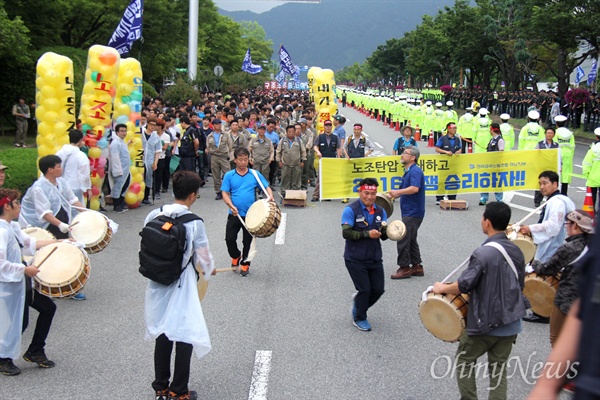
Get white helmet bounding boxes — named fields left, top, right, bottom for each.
left=500, top=113, right=510, bottom=120
left=528, top=110, right=540, bottom=120
left=479, top=108, right=489, bottom=116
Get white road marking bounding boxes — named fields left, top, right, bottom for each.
left=575, top=164, right=582, bottom=168
left=374, top=142, right=384, bottom=149
left=510, top=191, right=534, bottom=199
left=248, top=350, right=272, bottom=400
left=275, top=213, right=286, bottom=245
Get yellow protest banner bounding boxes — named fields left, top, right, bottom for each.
left=320, top=149, right=560, bottom=199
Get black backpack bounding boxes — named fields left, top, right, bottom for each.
left=139, top=210, right=202, bottom=285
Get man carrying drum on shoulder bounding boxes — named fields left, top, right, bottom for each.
left=432, top=202, right=527, bottom=400
left=520, top=170, right=575, bottom=323
left=221, top=147, right=274, bottom=277
left=341, top=178, right=388, bottom=332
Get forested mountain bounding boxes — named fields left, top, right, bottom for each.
left=219, top=0, right=455, bottom=70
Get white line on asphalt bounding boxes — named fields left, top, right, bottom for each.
left=248, top=350, right=272, bottom=400
left=275, top=213, right=286, bottom=245
left=374, top=142, right=384, bottom=149
left=575, top=164, right=582, bottom=168
left=511, top=191, right=534, bottom=199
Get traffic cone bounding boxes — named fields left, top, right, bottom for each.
left=394, top=121, right=400, bottom=131
left=383, top=116, right=388, bottom=126
left=376, top=113, right=380, bottom=121
left=415, top=125, right=421, bottom=141
left=428, top=132, right=434, bottom=147
left=468, top=142, right=473, bottom=153
left=390, top=121, right=396, bottom=130
left=583, top=186, right=595, bottom=216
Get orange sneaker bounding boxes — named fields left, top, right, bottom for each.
left=240, top=264, right=250, bottom=277
left=231, top=256, right=241, bottom=269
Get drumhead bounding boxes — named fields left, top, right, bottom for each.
left=387, top=220, right=406, bottom=241
left=419, top=294, right=466, bottom=343
left=375, top=193, right=393, bottom=217
left=70, top=211, right=108, bottom=246
left=245, top=200, right=270, bottom=231
left=22, top=228, right=56, bottom=262
left=198, top=273, right=209, bottom=301
left=524, top=274, right=558, bottom=318
left=34, top=243, right=85, bottom=285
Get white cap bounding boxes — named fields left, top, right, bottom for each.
left=528, top=110, right=540, bottom=120
left=595, top=127, right=600, bottom=136
left=479, top=108, right=489, bottom=115
left=425, top=101, right=432, bottom=106
left=500, top=113, right=510, bottom=120
left=446, top=101, right=454, bottom=106
left=435, top=102, right=442, bottom=107
left=554, top=115, right=567, bottom=122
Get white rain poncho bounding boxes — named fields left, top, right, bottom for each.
left=55, top=144, right=91, bottom=195
left=19, top=176, right=78, bottom=228
left=109, top=134, right=131, bottom=198
left=530, top=194, right=575, bottom=263
left=0, top=220, right=36, bottom=359
left=143, top=204, right=216, bottom=359
left=142, top=130, right=162, bottom=188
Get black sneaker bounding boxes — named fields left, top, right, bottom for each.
left=215, top=192, right=223, bottom=200
left=240, top=264, right=250, bottom=277
left=0, top=359, right=20, bottom=376
left=155, top=389, right=169, bottom=400
left=142, top=199, right=154, bottom=205
left=23, top=350, right=55, bottom=368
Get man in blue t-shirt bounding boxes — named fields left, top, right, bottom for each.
left=333, top=115, right=347, bottom=148
left=434, top=122, right=462, bottom=204
left=221, top=147, right=274, bottom=276
left=387, top=146, right=426, bottom=279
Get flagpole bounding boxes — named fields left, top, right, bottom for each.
left=188, top=0, right=199, bottom=81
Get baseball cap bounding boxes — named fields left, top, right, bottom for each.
left=212, top=119, right=222, bottom=125
left=323, top=120, right=332, bottom=125
left=0, top=161, right=7, bottom=171
left=298, top=118, right=308, bottom=124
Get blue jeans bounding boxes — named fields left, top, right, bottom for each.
left=480, top=193, right=503, bottom=203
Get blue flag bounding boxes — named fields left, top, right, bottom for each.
left=275, top=69, right=285, bottom=86
left=588, top=59, right=597, bottom=86
left=108, top=0, right=143, bottom=55
left=241, top=48, right=263, bottom=74
left=575, top=66, right=585, bottom=84
left=279, top=46, right=299, bottom=77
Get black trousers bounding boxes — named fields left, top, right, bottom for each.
left=534, top=190, right=544, bottom=206
left=345, top=259, right=384, bottom=321
left=179, top=156, right=196, bottom=172
left=45, top=207, right=69, bottom=240
left=225, top=214, right=252, bottom=265
left=396, top=216, right=423, bottom=267
left=22, top=289, right=56, bottom=354
left=152, top=334, right=193, bottom=395
left=435, top=194, right=457, bottom=201
left=155, top=158, right=168, bottom=192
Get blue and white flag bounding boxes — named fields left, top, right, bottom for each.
left=275, top=69, right=286, bottom=86
left=279, top=46, right=299, bottom=77
left=241, top=48, right=263, bottom=74
left=587, top=59, right=597, bottom=86
left=108, top=0, right=143, bottom=55
left=575, top=66, right=585, bottom=84
left=292, top=64, right=300, bottom=82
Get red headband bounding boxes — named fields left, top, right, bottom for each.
left=359, top=185, right=377, bottom=192
left=0, top=197, right=13, bottom=207
left=491, top=127, right=500, bottom=133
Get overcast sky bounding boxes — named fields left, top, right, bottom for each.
left=213, top=0, right=282, bottom=13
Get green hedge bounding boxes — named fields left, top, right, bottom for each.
left=1, top=144, right=38, bottom=193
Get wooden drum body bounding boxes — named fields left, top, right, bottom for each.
left=70, top=211, right=112, bottom=253
left=375, top=193, right=393, bottom=217
left=386, top=220, right=406, bottom=241
left=32, top=242, right=91, bottom=298
left=22, top=227, right=55, bottom=263
left=505, top=224, right=536, bottom=264
left=245, top=200, right=281, bottom=238
left=419, top=292, right=469, bottom=343
left=523, top=272, right=560, bottom=318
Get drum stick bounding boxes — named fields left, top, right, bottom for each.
left=215, top=267, right=239, bottom=273
left=34, top=246, right=58, bottom=270
left=69, top=221, right=80, bottom=228
left=441, top=256, right=471, bottom=283
left=514, top=202, right=546, bottom=227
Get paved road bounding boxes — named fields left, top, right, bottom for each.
left=2, top=105, right=583, bottom=399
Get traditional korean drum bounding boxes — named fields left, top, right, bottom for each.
left=70, top=211, right=113, bottom=253
left=419, top=292, right=469, bottom=343
left=32, top=242, right=91, bottom=298
left=523, top=272, right=561, bottom=318
left=22, top=227, right=55, bottom=263
left=245, top=200, right=281, bottom=238
left=505, top=224, right=537, bottom=264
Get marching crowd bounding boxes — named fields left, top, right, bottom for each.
left=2, top=87, right=600, bottom=400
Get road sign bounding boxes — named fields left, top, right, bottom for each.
left=214, top=65, right=223, bottom=77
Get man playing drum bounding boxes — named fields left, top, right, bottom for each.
left=387, top=146, right=426, bottom=279
left=433, top=202, right=527, bottom=400
left=221, top=147, right=274, bottom=277
left=520, top=170, right=575, bottom=323
left=0, top=188, right=61, bottom=376
left=341, top=178, right=389, bottom=332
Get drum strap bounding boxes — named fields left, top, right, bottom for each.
left=484, top=242, right=518, bottom=279
left=250, top=169, right=270, bottom=198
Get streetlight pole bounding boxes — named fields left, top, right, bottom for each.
left=188, top=0, right=198, bottom=81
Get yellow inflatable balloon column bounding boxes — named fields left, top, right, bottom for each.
left=113, top=58, right=144, bottom=209
left=35, top=52, right=76, bottom=160
left=312, top=68, right=338, bottom=133
left=78, top=45, right=120, bottom=210
left=307, top=66, right=321, bottom=106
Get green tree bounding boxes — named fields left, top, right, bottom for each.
left=367, top=38, right=407, bottom=86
